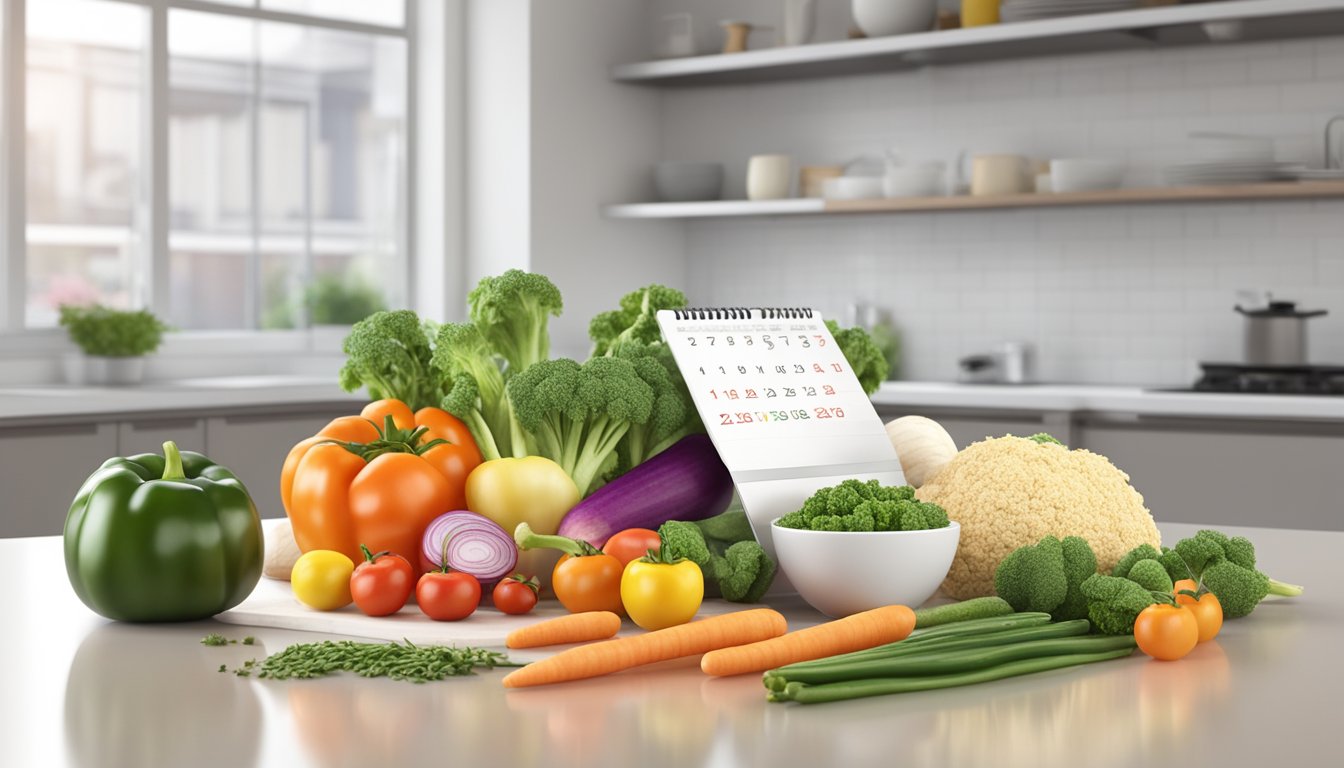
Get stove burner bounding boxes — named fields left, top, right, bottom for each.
left=1193, top=363, right=1344, bottom=395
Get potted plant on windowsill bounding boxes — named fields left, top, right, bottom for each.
left=58, top=305, right=170, bottom=386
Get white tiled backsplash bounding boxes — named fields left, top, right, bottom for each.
left=663, top=36, right=1344, bottom=385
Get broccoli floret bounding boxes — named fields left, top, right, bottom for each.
left=611, top=343, right=695, bottom=471
left=338, top=310, right=442, bottom=410
left=785, top=482, right=934, bottom=531
left=994, top=536, right=1096, bottom=621
left=659, top=518, right=776, bottom=603
left=506, top=356, right=653, bottom=497
left=432, top=322, right=524, bottom=459
left=1112, top=544, right=1163, bottom=578
left=589, top=284, right=687, bottom=357
left=1126, top=559, right=1175, bottom=593
left=995, top=536, right=1069, bottom=614
left=898, top=500, right=950, bottom=531
left=1056, top=536, right=1100, bottom=621
left=1026, top=433, right=1064, bottom=446
left=825, top=320, right=888, bottom=395
left=1157, top=529, right=1303, bottom=618
left=467, top=270, right=563, bottom=375
left=1080, top=573, right=1158, bottom=635
left=824, top=483, right=865, bottom=516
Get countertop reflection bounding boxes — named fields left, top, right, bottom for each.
left=2, top=522, right=1339, bottom=768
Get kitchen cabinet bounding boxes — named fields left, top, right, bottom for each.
left=1075, top=415, right=1344, bottom=531
left=117, top=416, right=207, bottom=456
left=204, top=408, right=350, bottom=520
left=0, top=422, right=118, bottom=538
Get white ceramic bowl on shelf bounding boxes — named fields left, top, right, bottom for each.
left=770, top=519, right=961, bottom=618
left=1049, top=158, right=1124, bottom=193
left=822, top=176, right=884, bottom=200
left=852, top=0, right=937, bottom=37
left=883, top=163, right=945, bottom=197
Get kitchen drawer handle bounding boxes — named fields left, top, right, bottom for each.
left=0, top=422, right=104, bottom=438
left=124, top=418, right=203, bottom=431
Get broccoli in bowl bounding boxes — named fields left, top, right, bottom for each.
left=776, top=479, right=951, bottom=533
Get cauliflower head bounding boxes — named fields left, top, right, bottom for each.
left=915, top=435, right=1161, bottom=600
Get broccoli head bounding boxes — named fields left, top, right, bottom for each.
left=431, top=322, right=523, bottom=459
left=506, top=356, right=653, bottom=497
left=467, top=270, right=563, bottom=375
left=589, top=284, right=687, bottom=357
left=1112, top=543, right=1163, bottom=579
left=994, top=535, right=1097, bottom=620
left=1079, top=573, right=1157, bottom=635
left=659, top=518, right=776, bottom=603
left=1157, top=529, right=1303, bottom=618
left=611, top=343, right=695, bottom=472
left=1126, top=559, right=1174, bottom=594
left=825, top=320, right=888, bottom=395
left=338, top=309, right=441, bottom=410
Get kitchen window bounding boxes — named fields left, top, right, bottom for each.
left=1, top=0, right=411, bottom=335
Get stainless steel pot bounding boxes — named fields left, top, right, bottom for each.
left=1235, top=301, right=1327, bottom=366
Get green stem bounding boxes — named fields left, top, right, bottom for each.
left=161, top=441, right=186, bottom=481
left=513, top=522, right=599, bottom=557
left=1268, top=578, right=1304, bottom=597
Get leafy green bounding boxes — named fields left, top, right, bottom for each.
left=337, top=309, right=443, bottom=410
left=59, top=304, right=168, bottom=358
left=825, top=320, right=888, bottom=395
left=588, top=284, right=687, bottom=357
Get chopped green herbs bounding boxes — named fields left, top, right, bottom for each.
left=201, top=633, right=229, bottom=646
left=216, top=639, right=520, bottom=684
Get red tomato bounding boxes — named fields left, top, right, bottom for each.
left=492, top=574, right=540, bottom=615
left=603, top=528, right=663, bottom=567
left=416, top=571, right=481, bottom=621
left=349, top=545, right=415, bottom=617
left=1134, top=603, right=1199, bottom=661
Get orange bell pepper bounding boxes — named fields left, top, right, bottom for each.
left=281, top=399, right=483, bottom=566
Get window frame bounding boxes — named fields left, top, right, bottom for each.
left=0, top=0, right=423, bottom=357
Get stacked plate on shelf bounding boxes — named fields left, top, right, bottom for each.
left=1000, top=0, right=1138, bottom=23
left=1163, top=132, right=1301, bottom=186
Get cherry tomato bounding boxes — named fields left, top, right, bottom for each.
left=602, top=528, right=663, bottom=567
left=1134, top=603, right=1199, bottom=661
left=552, top=553, right=625, bottom=614
left=492, top=574, right=540, bottom=615
left=417, top=571, right=481, bottom=621
left=1175, top=590, right=1224, bottom=643
left=349, top=545, right=416, bottom=617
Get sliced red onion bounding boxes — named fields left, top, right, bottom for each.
left=420, top=510, right=518, bottom=584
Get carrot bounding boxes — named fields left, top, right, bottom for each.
left=501, top=608, right=787, bottom=688
left=506, top=611, right=623, bottom=649
left=700, top=604, right=916, bottom=677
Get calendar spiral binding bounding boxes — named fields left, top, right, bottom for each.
left=672, top=307, right=814, bottom=320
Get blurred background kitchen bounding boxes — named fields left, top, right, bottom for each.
left=1, top=0, right=1341, bottom=537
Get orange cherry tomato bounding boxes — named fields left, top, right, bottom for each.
left=1134, top=603, right=1199, bottom=661
left=551, top=553, right=625, bottom=614
left=1175, top=590, right=1223, bottom=643
left=602, top=528, right=663, bottom=567
left=281, top=399, right=483, bottom=566
left=1172, top=578, right=1198, bottom=596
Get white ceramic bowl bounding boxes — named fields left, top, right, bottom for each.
left=852, top=0, right=936, bottom=37
left=883, top=164, right=945, bottom=197
left=654, top=162, right=724, bottom=202
left=771, top=519, right=960, bottom=618
left=822, top=176, right=884, bottom=200
left=1050, top=158, right=1124, bottom=193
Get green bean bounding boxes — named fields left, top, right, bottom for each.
left=770, top=633, right=1133, bottom=688
left=780, top=613, right=1054, bottom=672
left=769, top=647, right=1136, bottom=704
left=763, top=619, right=1092, bottom=691
left=912, top=597, right=1015, bottom=628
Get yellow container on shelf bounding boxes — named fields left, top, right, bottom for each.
left=961, top=0, right=1000, bottom=27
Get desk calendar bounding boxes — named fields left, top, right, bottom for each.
left=657, top=307, right=904, bottom=556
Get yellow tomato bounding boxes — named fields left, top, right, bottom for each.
left=620, top=558, right=704, bottom=631
left=291, top=550, right=355, bottom=611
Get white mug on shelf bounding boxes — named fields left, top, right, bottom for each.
left=970, top=154, right=1031, bottom=196
left=747, top=154, right=793, bottom=200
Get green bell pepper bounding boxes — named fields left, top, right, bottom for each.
left=64, top=441, right=263, bottom=622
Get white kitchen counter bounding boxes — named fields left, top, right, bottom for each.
left=2, top=522, right=1337, bottom=768
left=0, top=376, right=364, bottom=424
left=873, top=381, right=1344, bottom=422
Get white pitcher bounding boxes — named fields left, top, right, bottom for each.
left=781, top=0, right=816, bottom=46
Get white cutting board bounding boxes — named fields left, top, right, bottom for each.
left=216, top=576, right=817, bottom=653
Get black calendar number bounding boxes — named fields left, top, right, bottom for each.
left=737, top=365, right=747, bottom=374
left=793, top=364, right=805, bottom=373
left=803, top=386, right=816, bottom=396
left=765, top=388, right=777, bottom=398
left=726, top=336, right=735, bottom=345
left=798, top=335, right=811, bottom=348
left=783, top=387, right=796, bottom=397
left=762, top=335, right=774, bottom=350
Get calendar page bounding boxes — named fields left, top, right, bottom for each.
left=657, top=308, right=904, bottom=557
